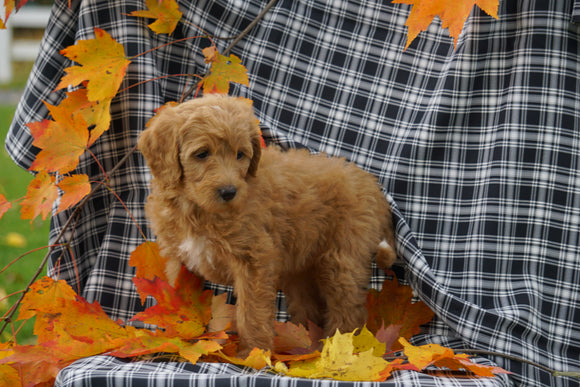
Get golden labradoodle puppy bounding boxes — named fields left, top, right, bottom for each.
left=138, top=94, right=396, bottom=354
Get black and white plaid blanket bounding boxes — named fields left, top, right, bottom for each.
left=5, top=0, right=580, bottom=385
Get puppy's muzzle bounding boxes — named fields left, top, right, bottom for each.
left=218, top=185, right=237, bottom=202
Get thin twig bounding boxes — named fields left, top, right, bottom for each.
left=222, top=0, right=279, bottom=56
left=0, top=244, right=65, bottom=275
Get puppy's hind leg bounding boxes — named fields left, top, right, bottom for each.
left=280, top=270, right=326, bottom=329
left=317, top=250, right=370, bottom=338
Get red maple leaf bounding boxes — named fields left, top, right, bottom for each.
left=130, top=268, right=213, bottom=339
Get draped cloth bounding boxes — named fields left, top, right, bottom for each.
left=6, top=0, right=580, bottom=385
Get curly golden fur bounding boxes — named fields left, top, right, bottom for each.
left=138, top=94, right=396, bottom=354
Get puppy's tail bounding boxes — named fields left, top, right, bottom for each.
left=375, top=201, right=397, bottom=270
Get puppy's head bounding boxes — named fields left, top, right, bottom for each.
left=138, top=95, right=263, bottom=211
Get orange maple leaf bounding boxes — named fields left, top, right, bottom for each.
left=366, top=271, right=434, bottom=351
left=28, top=102, right=90, bottom=174
left=2, top=0, right=27, bottom=27
left=201, top=47, right=249, bottom=94
left=397, top=337, right=510, bottom=377
left=56, top=28, right=131, bottom=101
left=14, top=277, right=128, bottom=360
left=7, top=277, right=129, bottom=385
left=17, top=276, right=110, bottom=345
left=47, top=296, right=128, bottom=352
left=108, top=328, right=182, bottom=358
left=58, top=88, right=112, bottom=147
left=393, top=0, right=499, bottom=49
left=129, top=241, right=169, bottom=286
left=19, top=171, right=59, bottom=223
left=179, top=339, right=224, bottom=364
left=129, top=0, right=183, bottom=34
left=0, top=364, right=19, bottom=387
left=0, top=193, right=11, bottom=220
left=56, top=174, right=91, bottom=214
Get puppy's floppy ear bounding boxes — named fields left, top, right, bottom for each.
left=138, top=105, right=183, bottom=185
left=247, top=124, right=263, bottom=177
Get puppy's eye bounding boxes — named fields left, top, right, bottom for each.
left=236, top=151, right=244, bottom=160
left=195, top=150, right=209, bottom=160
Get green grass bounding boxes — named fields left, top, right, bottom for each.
left=0, top=105, right=50, bottom=344
left=0, top=62, right=34, bottom=90
left=0, top=62, right=33, bottom=91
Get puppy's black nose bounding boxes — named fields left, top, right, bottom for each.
left=218, top=186, right=237, bottom=202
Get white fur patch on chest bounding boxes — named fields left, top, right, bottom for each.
left=178, top=235, right=215, bottom=272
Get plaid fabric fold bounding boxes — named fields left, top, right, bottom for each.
left=55, top=355, right=511, bottom=387
left=5, top=0, right=580, bottom=385
left=572, top=0, right=580, bottom=22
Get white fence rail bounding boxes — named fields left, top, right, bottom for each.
left=0, top=6, right=51, bottom=83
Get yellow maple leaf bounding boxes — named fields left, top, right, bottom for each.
left=129, top=0, right=183, bottom=34
left=56, top=28, right=131, bottom=101
left=201, top=47, right=249, bottom=94
left=393, top=0, right=499, bottom=49
left=280, top=328, right=390, bottom=381
left=179, top=340, right=223, bottom=364
left=218, top=347, right=271, bottom=370
left=398, top=336, right=454, bottom=370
